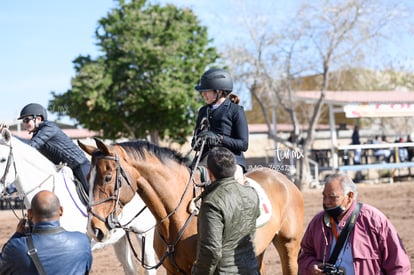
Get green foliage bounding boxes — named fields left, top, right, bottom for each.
left=50, top=0, right=219, bottom=143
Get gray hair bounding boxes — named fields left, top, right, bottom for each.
left=325, top=173, right=358, bottom=199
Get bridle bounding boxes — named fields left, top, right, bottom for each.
left=0, top=142, right=17, bottom=188
left=0, top=142, right=22, bottom=218
left=0, top=141, right=58, bottom=197
left=88, top=152, right=137, bottom=230
left=90, top=148, right=201, bottom=274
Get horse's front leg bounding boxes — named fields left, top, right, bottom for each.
left=135, top=230, right=158, bottom=275
left=257, top=253, right=265, bottom=274
left=113, top=234, right=141, bottom=275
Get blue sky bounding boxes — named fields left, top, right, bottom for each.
left=0, top=1, right=117, bottom=123
left=0, top=0, right=301, bottom=124
left=1, top=1, right=411, bottom=124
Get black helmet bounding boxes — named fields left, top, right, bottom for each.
left=195, top=68, right=233, bottom=92
left=18, top=103, right=48, bottom=121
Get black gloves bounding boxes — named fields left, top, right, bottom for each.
left=194, top=131, right=223, bottom=150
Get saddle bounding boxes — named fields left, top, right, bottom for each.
left=56, top=164, right=88, bottom=206
left=73, top=178, right=89, bottom=206
left=244, top=177, right=272, bottom=228
left=189, top=167, right=272, bottom=228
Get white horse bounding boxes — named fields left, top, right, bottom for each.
left=0, top=128, right=157, bottom=275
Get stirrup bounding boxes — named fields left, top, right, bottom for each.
left=74, top=180, right=89, bottom=206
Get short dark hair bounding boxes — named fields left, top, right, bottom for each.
left=31, top=191, right=61, bottom=219
left=207, top=147, right=236, bottom=179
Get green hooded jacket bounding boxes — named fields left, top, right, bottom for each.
left=192, top=177, right=260, bottom=275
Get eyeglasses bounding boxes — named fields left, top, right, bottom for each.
left=22, top=117, right=34, bottom=124
left=322, top=194, right=343, bottom=202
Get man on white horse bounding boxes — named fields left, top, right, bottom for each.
left=17, top=103, right=90, bottom=196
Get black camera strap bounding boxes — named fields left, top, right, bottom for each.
left=25, top=227, right=65, bottom=275
left=26, top=234, right=47, bottom=275
left=328, top=202, right=362, bottom=265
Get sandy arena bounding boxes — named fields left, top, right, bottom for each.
left=0, top=181, right=412, bottom=274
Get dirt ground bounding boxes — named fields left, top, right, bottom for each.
left=0, top=181, right=412, bottom=274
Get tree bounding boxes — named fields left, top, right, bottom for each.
left=49, top=0, right=219, bottom=144
left=225, top=0, right=412, bottom=186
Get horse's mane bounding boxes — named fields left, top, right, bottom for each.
left=115, top=140, right=189, bottom=165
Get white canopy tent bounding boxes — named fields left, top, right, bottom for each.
left=294, top=91, right=414, bottom=169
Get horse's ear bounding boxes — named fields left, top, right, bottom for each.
left=77, top=140, right=96, bottom=156
left=94, top=138, right=111, bottom=156
left=1, top=127, right=11, bottom=143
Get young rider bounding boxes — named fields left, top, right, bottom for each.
left=192, top=68, right=249, bottom=183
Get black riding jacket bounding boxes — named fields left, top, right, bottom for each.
left=193, top=98, right=249, bottom=170
left=29, top=120, right=89, bottom=169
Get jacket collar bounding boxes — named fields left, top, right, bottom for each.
left=323, top=200, right=357, bottom=228
left=203, top=176, right=234, bottom=196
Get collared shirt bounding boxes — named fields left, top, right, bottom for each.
left=329, top=229, right=354, bottom=275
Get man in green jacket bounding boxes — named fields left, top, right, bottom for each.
left=192, top=147, right=260, bottom=275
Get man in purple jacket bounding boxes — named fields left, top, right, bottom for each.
left=298, top=173, right=410, bottom=275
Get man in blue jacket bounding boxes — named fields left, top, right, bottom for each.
left=0, top=190, right=93, bottom=274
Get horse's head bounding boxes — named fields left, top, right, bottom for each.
left=0, top=128, right=17, bottom=193
left=79, top=138, right=136, bottom=242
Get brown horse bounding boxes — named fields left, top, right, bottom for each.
left=79, top=138, right=304, bottom=275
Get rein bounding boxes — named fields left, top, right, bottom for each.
left=142, top=140, right=206, bottom=273
left=61, top=169, right=88, bottom=217
left=21, top=174, right=56, bottom=196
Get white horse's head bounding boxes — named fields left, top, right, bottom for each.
left=0, top=128, right=18, bottom=193
left=0, top=128, right=89, bottom=231
left=0, top=128, right=59, bottom=205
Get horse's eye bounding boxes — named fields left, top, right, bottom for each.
left=0, top=158, right=6, bottom=163
left=104, top=174, right=112, bottom=183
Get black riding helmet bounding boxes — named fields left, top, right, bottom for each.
left=18, top=103, right=48, bottom=121
left=195, top=68, right=233, bottom=93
